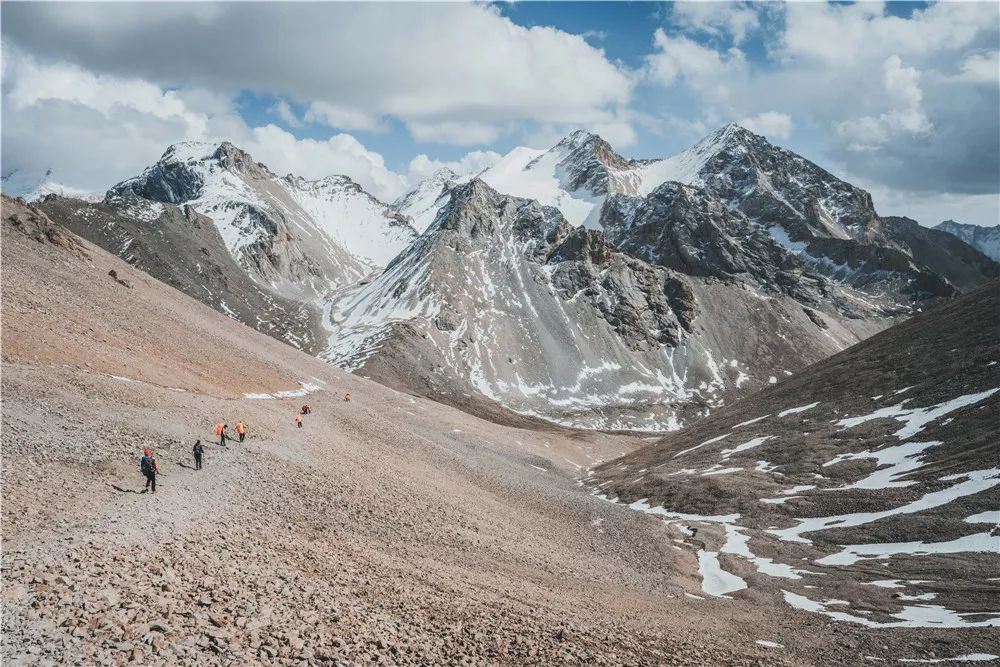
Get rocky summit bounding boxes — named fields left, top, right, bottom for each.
left=33, top=126, right=998, bottom=431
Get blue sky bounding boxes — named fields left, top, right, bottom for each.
left=2, top=2, right=998, bottom=225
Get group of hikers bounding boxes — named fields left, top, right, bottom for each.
left=214, top=420, right=248, bottom=447
left=138, top=393, right=351, bottom=493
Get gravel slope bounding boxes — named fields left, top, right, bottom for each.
left=1, top=197, right=815, bottom=665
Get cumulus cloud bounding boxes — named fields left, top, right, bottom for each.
left=954, top=50, right=1000, bottom=84
left=271, top=100, right=302, bottom=129
left=303, top=102, right=385, bottom=133
left=648, top=1, right=999, bottom=209
left=406, top=151, right=502, bottom=183
left=645, top=29, right=746, bottom=93
left=241, top=126, right=407, bottom=200
left=836, top=55, right=932, bottom=151
left=738, top=111, right=793, bottom=140
left=0, top=49, right=497, bottom=202
left=405, top=120, right=501, bottom=146
left=671, top=2, right=761, bottom=45
left=2, top=2, right=634, bottom=146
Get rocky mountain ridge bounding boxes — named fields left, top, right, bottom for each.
left=587, top=279, right=999, bottom=637
left=32, top=126, right=1000, bottom=431
left=321, top=178, right=893, bottom=430
left=934, top=219, right=1000, bottom=262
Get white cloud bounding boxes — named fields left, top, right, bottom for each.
left=646, top=29, right=745, bottom=87
left=303, top=102, right=385, bottom=133
left=644, top=29, right=747, bottom=110
left=271, top=100, right=302, bottom=128
left=836, top=55, right=931, bottom=151
left=779, top=2, right=995, bottom=66
left=671, top=2, right=761, bottom=45
left=955, top=50, right=1000, bottom=84
left=3, top=2, right=635, bottom=146
left=241, top=125, right=407, bottom=200
left=405, top=120, right=501, bottom=146
left=738, top=111, right=793, bottom=140
left=406, top=151, right=501, bottom=182
left=0, top=49, right=471, bottom=202
left=648, top=2, right=998, bottom=205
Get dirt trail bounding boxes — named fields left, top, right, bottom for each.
left=2, top=198, right=822, bottom=665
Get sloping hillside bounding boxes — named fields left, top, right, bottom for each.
left=0, top=196, right=786, bottom=665
left=3, top=195, right=995, bottom=664
left=323, top=180, right=888, bottom=431
left=588, top=279, right=999, bottom=650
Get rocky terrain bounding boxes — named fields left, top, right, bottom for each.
left=2, top=194, right=823, bottom=666
left=935, top=220, right=1000, bottom=262
left=325, top=126, right=996, bottom=429
left=588, top=278, right=999, bottom=660
left=5, top=195, right=998, bottom=666
left=324, top=179, right=889, bottom=431
left=37, top=194, right=327, bottom=355
left=31, top=126, right=999, bottom=432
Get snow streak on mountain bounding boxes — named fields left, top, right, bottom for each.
left=32, top=125, right=1000, bottom=431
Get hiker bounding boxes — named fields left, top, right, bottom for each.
left=301, top=405, right=311, bottom=415
left=236, top=420, right=247, bottom=443
left=140, top=449, right=160, bottom=493
left=216, top=422, right=229, bottom=446
left=193, top=440, right=204, bottom=470
left=295, top=414, right=303, bottom=428
left=344, top=392, right=351, bottom=402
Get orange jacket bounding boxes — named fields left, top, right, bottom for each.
left=236, top=422, right=246, bottom=434
left=215, top=423, right=224, bottom=436
left=294, top=415, right=302, bottom=423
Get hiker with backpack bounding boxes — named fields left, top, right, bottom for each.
left=193, top=440, right=204, bottom=470
left=140, top=449, right=160, bottom=493
left=295, top=414, right=303, bottom=428
left=215, top=423, right=229, bottom=446
left=236, top=421, right=247, bottom=443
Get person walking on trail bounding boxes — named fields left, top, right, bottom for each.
left=193, top=440, right=204, bottom=470
left=140, top=449, right=160, bottom=493
left=216, top=423, right=229, bottom=446
left=236, top=421, right=247, bottom=443
left=301, top=405, right=311, bottom=415
left=295, top=414, right=303, bottom=428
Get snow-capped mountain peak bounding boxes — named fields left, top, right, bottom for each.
left=934, top=220, right=1000, bottom=261
left=108, top=140, right=418, bottom=292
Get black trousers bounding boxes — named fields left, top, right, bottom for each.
left=144, top=472, right=156, bottom=493
left=219, top=434, right=227, bottom=446
left=238, top=433, right=245, bottom=442
left=194, top=453, right=202, bottom=470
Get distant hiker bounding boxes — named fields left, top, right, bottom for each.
left=236, top=421, right=247, bottom=443
left=295, top=414, right=303, bottom=428
left=215, top=423, right=229, bottom=446
left=344, top=392, right=351, bottom=402
left=140, top=449, right=160, bottom=493
left=193, top=440, right=204, bottom=470
left=301, top=405, right=311, bottom=415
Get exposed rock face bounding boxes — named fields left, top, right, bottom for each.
left=323, top=180, right=888, bottom=431
left=392, top=168, right=460, bottom=233
left=588, top=279, right=1000, bottom=632
left=933, top=219, right=1000, bottom=262
left=29, top=126, right=1000, bottom=431
left=549, top=130, right=638, bottom=195
left=1, top=195, right=89, bottom=260
left=472, top=125, right=999, bottom=301
left=690, top=124, right=881, bottom=241
left=36, top=194, right=326, bottom=354
left=107, top=141, right=417, bottom=294
left=36, top=141, right=426, bottom=354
